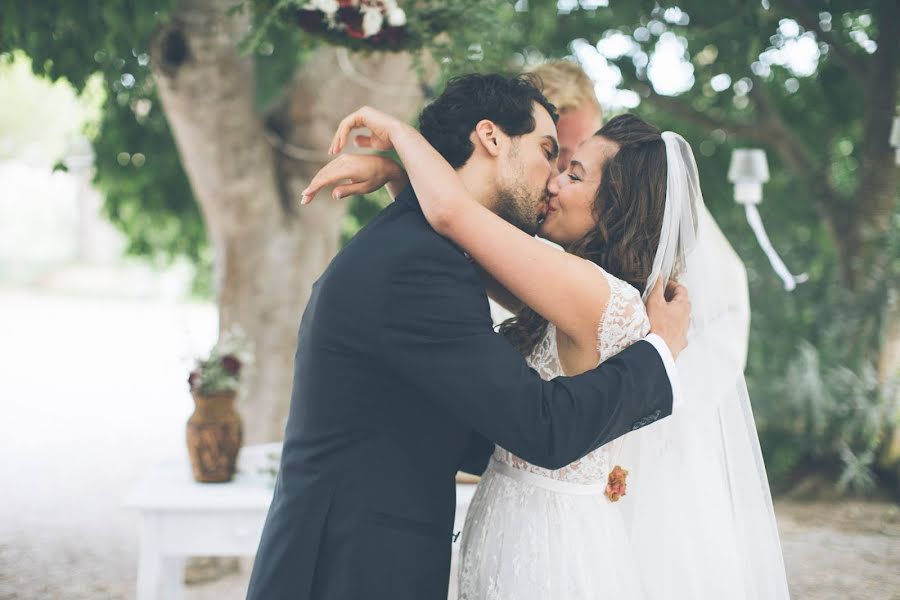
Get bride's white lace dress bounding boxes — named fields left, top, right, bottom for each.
left=458, top=266, right=649, bottom=599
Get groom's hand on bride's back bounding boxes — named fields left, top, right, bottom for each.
left=646, top=278, right=691, bottom=359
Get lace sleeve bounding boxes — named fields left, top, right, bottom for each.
left=594, top=269, right=652, bottom=364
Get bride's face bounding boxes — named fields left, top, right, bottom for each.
left=539, top=135, right=619, bottom=246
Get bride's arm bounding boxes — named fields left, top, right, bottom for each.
left=331, top=108, right=610, bottom=351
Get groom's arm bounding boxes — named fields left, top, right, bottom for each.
left=456, top=430, right=494, bottom=476
left=380, top=251, right=673, bottom=471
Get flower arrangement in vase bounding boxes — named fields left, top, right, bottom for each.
left=186, top=329, right=253, bottom=483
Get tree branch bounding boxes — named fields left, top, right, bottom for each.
left=640, top=87, right=768, bottom=142
left=747, top=76, right=822, bottom=180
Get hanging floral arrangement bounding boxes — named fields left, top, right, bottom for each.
left=296, top=0, right=409, bottom=49
left=239, top=0, right=518, bottom=61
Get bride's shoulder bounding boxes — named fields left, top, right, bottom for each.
left=570, top=256, right=614, bottom=298
left=576, top=259, right=632, bottom=296
left=579, top=262, right=647, bottom=319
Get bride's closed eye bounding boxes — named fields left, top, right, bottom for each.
left=567, top=173, right=581, bottom=182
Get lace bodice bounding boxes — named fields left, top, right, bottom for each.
left=492, top=266, right=651, bottom=484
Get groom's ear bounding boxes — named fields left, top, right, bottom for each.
left=472, top=119, right=505, bottom=159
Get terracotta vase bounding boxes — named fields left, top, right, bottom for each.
left=186, top=391, right=243, bottom=483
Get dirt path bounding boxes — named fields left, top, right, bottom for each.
left=2, top=499, right=897, bottom=599
left=776, top=501, right=900, bottom=599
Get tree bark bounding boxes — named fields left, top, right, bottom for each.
left=866, top=0, right=900, bottom=474
left=150, top=0, right=426, bottom=443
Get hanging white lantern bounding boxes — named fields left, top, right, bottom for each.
left=890, top=115, right=900, bottom=166
left=727, top=148, right=769, bottom=204
left=728, top=148, right=808, bottom=291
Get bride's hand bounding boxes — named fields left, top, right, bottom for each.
left=329, top=106, right=408, bottom=155
left=301, top=154, right=407, bottom=205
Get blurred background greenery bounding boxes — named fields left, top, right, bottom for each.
left=1, top=0, right=897, bottom=497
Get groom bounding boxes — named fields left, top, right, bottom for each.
left=247, top=74, right=689, bottom=600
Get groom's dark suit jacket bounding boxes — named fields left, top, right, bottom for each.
left=246, top=188, right=673, bottom=600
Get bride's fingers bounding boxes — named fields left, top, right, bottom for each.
left=329, top=119, right=346, bottom=155
left=331, top=181, right=372, bottom=200
left=354, top=134, right=373, bottom=148
left=329, top=114, right=352, bottom=155
left=302, top=163, right=352, bottom=204
left=302, top=175, right=353, bottom=205
left=331, top=112, right=366, bottom=155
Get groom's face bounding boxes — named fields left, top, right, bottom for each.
left=494, top=103, right=559, bottom=236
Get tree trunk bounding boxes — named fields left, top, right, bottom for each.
left=860, top=0, right=900, bottom=474
left=150, top=0, right=426, bottom=443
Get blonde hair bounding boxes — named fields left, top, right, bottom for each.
left=528, top=60, right=602, bottom=117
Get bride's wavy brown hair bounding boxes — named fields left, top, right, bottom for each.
left=499, top=114, right=668, bottom=356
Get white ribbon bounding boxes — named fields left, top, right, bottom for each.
left=744, top=204, right=808, bottom=291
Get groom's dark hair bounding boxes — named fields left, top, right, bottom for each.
left=419, top=73, right=559, bottom=169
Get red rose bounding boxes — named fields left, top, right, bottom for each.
left=188, top=370, right=200, bottom=389
left=222, top=355, right=241, bottom=376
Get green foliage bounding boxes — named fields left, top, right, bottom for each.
left=0, top=0, right=205, bottom=265
left=0, top=0, right=309, bottom=278
left=0, top=52, right=101, bottom=163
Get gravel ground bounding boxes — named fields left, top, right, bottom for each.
left=1, top=289, right=897, bottom=600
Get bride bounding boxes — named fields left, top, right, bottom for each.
left=303, top=105, right=789, bottom=598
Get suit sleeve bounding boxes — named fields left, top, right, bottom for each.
left=379, top=250, right=673, bottom=471
left=457, top=430, right=494, bottom=476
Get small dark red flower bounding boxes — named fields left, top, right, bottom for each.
left=336, top=7, right=365, bottom=38
left=222, top=355, right=241, bottom=376
left=296, top=9, right=326, bottom=33
left=381, top=26, right=406, bottom=48
left=188, top=371, right=200, bottom=389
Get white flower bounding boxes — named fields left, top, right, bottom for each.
left=387, top=7, right=406, bottom=27
left=313, top=0, right=340, bottom=15
left=361, top=8, right=384, bottom=37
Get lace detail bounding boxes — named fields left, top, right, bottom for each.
left=596, top=272, right=652, bottom=360
left=491, top=266, right=650, bottom=485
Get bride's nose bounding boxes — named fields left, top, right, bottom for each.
left=547, top=173, right=562, bottom=195
left=549, top=171, right=569, bottom=193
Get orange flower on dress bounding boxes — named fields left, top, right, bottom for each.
left=605, top=465, right=629, bottom=502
